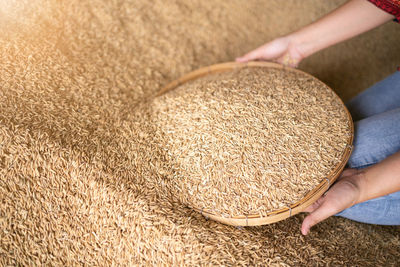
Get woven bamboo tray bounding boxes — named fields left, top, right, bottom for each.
left=157, top=61, right=354, bottom=226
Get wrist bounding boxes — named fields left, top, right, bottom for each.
left=347, top=169, right=367, bottom=204
left=288, top=30, right=319, bottom=59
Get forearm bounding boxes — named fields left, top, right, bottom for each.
left=290, top=0, right=394, bottom=57
left=355, top=151, right=400, bottom=203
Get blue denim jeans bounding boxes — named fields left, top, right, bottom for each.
left=335, top=71, right=400, bottom=225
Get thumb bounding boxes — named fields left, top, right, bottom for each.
left=236, top=46, right=268, bottom=62
left=301, top=200, right=338, bottom=235
left=303, top=197, right=323, bottom=213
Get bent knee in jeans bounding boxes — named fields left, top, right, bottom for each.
left=336, top=72, right=400, bottom=225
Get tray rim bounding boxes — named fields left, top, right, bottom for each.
left=157, top=61, right=354, bottom=226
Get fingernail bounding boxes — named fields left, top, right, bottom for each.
left=301, top=227, right=308, bottom=235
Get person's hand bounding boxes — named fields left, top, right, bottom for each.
left=301, top=168, right=364, bottom=235
left=235, top=36, right=305, bottom=67
left=236, top=0, right=394, bottom=68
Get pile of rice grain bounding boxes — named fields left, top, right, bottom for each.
left=151, top=66, right=351, bottom=217
left=1, top=0, right=399, bottom=265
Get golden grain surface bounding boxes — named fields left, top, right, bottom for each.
left=152, top=67, right=351, bottom=217
left=0, top=0, right=399, bottom=265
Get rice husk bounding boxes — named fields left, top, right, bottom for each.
left=151, top=66, right=351, bottom=218
left=1, top=0, right=399, bottom=266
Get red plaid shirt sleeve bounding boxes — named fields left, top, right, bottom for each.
left=368, top=0, right=400, bottom=22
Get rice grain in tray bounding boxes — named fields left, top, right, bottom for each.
left=151, top=62, right=353, bottom=225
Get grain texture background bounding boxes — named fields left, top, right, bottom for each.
left=0, top=0, right=399, bottom=265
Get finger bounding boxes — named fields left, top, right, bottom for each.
left=235, top=46, right=269, bottom=62
left=303, top=202, right=319, bottom=213
left=303, top=195, right=325, bottom=213
left=301, top=200, right=339, bottom=235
